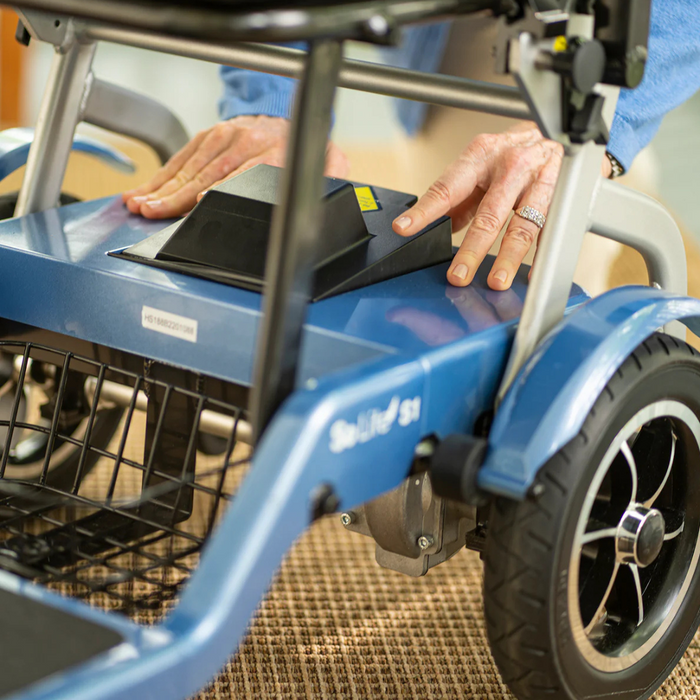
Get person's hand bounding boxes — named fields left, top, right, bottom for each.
left=122, top=115, right=350, bottom=219
left=392, top=121, right=610, bottom=291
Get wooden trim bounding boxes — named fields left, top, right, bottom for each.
left=1, top=10, right=25, bottom=128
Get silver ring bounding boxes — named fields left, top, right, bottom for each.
left=515, top=205, right=546, bottom=229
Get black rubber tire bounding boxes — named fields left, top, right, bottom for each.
left=484, top=333, right=700, bottom=700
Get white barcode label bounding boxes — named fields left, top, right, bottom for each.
left=142, top=306, right=198, bottom=343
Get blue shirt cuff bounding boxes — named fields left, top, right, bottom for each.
left=218, top=87, right=296, bottom=121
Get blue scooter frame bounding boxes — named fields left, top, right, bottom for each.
left=0, top=1, right=697, bottom=699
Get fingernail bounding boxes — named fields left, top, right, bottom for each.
left=394, top=216, right=412, bottom=232
left=452, top=264, right=469, bottom=281
left=144, top=199, right=162, bottom=209
left=131, top=195, right=150, bottom=204
left=494, top=269, right=508, bottom=283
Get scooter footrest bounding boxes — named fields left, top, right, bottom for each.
left=0, top=586, right=123, bottom=698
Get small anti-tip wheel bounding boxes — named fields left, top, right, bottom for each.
left=484, top=333, right=700, bottom=700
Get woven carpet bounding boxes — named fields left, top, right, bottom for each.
left=191, top=232, right=700, bottom=700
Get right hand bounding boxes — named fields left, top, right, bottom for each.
left=122, top=114, right=350, bottom=219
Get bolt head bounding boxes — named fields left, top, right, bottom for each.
left=530, top=483, right=545, bottom=498
left=417, top=535, right=434, bottom=551
left=365, top=14, right=390, bottom=37
left=340, top=512, right=354, bottom=527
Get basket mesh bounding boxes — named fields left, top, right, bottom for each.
left=0, top=341, right=250, bottom=619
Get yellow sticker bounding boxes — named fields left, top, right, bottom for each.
left=355, top=186, right=381, bottom=213
left=554, top=36, right=568, bottom=53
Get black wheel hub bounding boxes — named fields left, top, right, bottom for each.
left=616, top=505, right=666, bottom=568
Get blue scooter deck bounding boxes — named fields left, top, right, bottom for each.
left=0, top=196, right=584, bottom=390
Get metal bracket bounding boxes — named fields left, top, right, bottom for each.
left=510, top=31, right=564, bottom=140
left=14, top=8, right=72, bottom=50
left=342, top=472, right=477, bottom=578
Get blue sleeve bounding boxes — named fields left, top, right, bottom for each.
left=608, top=0, right=700, bottom=171
left=218, top=42, right=306, bottom=121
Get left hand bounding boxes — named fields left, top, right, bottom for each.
left=392, top=121, right=610, bottom=291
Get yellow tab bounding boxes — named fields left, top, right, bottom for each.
left=554, top=36, right=568, bottom=53
left=355, top=186, right=381, bottom=213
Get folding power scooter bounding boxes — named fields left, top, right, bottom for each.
left=0, top=1, right=696, bottom=699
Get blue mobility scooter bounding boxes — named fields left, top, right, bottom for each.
left=0, top=1, right=697, bottom=699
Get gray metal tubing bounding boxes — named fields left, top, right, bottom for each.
left=250, top=40, right=343, bottom=440
left=9, top=0, right=494, bottom=44
left=14, top=39, right=96, bottom=216
left=590, top=179, right=688, bottom=339
left=497, top=142, right=606, bottom=402
left=87, top=377, right=253, bottom=444
left=84, top=25, right=531, bottom=121
left=83, top=79, right=189, bottom=164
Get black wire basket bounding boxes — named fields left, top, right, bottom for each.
left=0, top=341, right=250, bottom=619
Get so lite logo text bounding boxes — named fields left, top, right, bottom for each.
left=329, top=396, right=422, bottom=454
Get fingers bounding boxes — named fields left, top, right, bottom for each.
left=124, top=116, right=292, bottom=219
left=391, top=127, right=547, bottom=238
left=393, top=156, right=479, bottom=236
left=146, top=147, right=286, bottom=219
left=488, top=147, right=563, bottom=290
left=450, top=187, right=486, bottom=233
left=122, top=129, right=208, bottom=208
left=446, top=140, right=551, bottom=287
left=392, top=134, right=504, bottom=237
left=142, top=126, right=237, bottom=202
left=136, top=127, right=249, bottom=218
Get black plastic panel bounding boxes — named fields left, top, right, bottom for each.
left=0, top=586, right=123, bottom=697
left=115, top=165, right=453, bottom=302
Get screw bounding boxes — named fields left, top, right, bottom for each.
left=340, top=512, right=355, bottom=527
left=530, top=483, right=546, bottom=499
left=417, top=535, right=434, bottom=550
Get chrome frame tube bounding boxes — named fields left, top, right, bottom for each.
left=589, top=180, right=688, bottom=340
left=10, top=0, right=497, bottom=44
left=14, top=37, right=96, bottom=216
left=86, top=377, right=253, bottom=445
left=82, top=26, right=531, bottom=121
left=497, top=142, right=606, bottom=402
left=250, top=39, right=344, bottom=439
left=83, top=78, right=189, bottom=164
left=590, top=180, right=687, bottom=297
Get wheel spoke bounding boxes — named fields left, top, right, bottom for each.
left=630, top=564, right=645, bottom=626
left=590, top=450, right=636, bottom=528
left=620, top=442, right=638, bottom=505
left=583, top=561, right=620, bottom=635
left=581, top=527, right=618, bottom=545
left=660, top=508, right=685, bottom=541
left=632, top=420, right=677, bottom=507
left=607, top=564, right=645, bottom=630
left=580, top=538, right=618, bottom=629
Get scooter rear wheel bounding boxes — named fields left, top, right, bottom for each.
left=484, top=332, right=700, bottom=700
